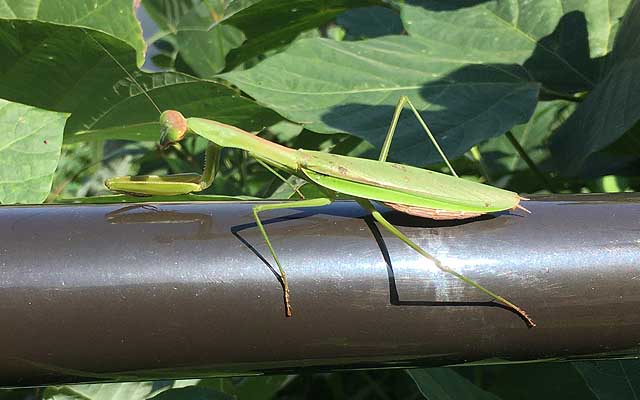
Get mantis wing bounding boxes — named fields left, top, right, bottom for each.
left=298, top=150, right=520, bottom=213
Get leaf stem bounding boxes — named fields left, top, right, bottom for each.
left=469, top=146, right=492, bottom=185
left=504, top=131, right=554, bottom=192
left=539, top=87, right=585, bottom=102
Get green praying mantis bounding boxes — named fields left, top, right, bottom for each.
left=104, top=95, right=535, bottom=328
left=89, top=27, right=534, bottom=327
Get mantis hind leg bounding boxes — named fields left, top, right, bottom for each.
left=356, top=198, right=535, bottom=327
left=379, top=96, right=458, bottom=177
left=252, top=197, right=333, bottom=317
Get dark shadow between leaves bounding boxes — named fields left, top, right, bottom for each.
left=406, top=0, right=493, bottom=12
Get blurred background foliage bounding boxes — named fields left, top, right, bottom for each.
left=1, top=0, right=640, bottom=398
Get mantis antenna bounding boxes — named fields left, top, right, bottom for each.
left=82, top=28, right=162, bottom=115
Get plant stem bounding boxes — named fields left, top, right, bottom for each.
left=504, top=131, right=554, bottom=192
left=469, top=146, right=492, bottom=185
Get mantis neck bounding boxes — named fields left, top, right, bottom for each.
left=187, top=117, right=300, bottom=172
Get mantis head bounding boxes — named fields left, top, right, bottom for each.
left=159, top=110, right=189, bottom=149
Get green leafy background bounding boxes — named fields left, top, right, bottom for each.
left=1, top=0, right=640, bottom=398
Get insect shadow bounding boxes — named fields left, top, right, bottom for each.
left=230, top=204, right=528, bottom=323
left=230, top=210, right=318, bottom=292
left=360, top=214, right=528, bottom=322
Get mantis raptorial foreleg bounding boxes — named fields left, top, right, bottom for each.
left=356, top=198, right=535, bottom=326
left=252, top=196, right=334, bottom=316
left=378, top=96, right=458, bottom=177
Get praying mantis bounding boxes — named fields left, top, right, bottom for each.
left=104, top=95, right=535, bottom=328
left=86, top=19, right=533, bottom=327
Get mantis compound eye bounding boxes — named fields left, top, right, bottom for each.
left=159, top=110, right=188, bottom=148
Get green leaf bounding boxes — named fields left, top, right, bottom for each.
left=549, top=1, right=640, bottom=176
left=0, top=21, right=280, bottom=143
left=402, top=0, right=628, bottom=93
left=0, top=0, right=145, bottom=65
left=42, top=382, right=155, bottom=400
left=451, top=362, right=601, bottom=399
left=63, top=70, right=281, bottom=143
left=409, top=369, right=502, bottom=400
left=141, top=0, right=249, bottom=77
left=223, top=0, right=383, bottom=69
left=0, top=99, right=68, bottom=204
left=0, top=21, right=138, bottom=112
left=148, top=386, right=233, bottom=400
left=222, top=36, right=539, bottom=166
left=222, top=0, right=636, bottom=167
left=582, top=0, right=632, bottom=57
left=479, top=100, right=575, bottom=190
left=574, top=360, right=640, bottom=399
left=176, top=24, right=245, bottom=77
left=576, top=121, right=640, bottom=178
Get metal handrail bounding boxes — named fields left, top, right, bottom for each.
left=1, top=193, right=639, bottom=386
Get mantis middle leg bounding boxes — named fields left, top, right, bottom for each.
left=253, top=196, right=333, bottom=316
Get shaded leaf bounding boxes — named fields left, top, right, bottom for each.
left=574, top=359, right=640, bottom=399
left=148, top=386, right=233, bottom=400
left=141, top=0, right=249, bottom=76
left=63, top=69, right=280, bottom=143
left=43, top=382, right=154, bottom=400
left=337, top=6, right=403, bottom=39
left=479, top=100, right=574, bottom=190
left=229, top=375, right=288, bottom=400
left=409, top=368, right=502, bottom=400
left=453, top=362, right=599, bottom=399
left=0, top=21, right=279, bottom=143
left=222, top=36, right=539, bottom=166
left=176, top=24, right=245, bottom=77
left=0, top=0, right=145, bottom=65
left=224, top=0, right=383, bottom=69
left=0, top=99, right=68, bottom=204
left=549, top=0, right=640, bottom=176
left=402, top=0, right=628, bottom=93
left=576, top=122, right=640, bottom=178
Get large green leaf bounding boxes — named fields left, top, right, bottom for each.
left=222, top=0, right=633, bottom=167
left=222, top=36, right=539, bottom=166
left=0, top=0, right=145, bottom=65
left=403, top=0, right=630, bottom=93
left=0, top=21, right=279, bottom=143
left=63, top=69, right=281, bottom=143
left=0, top=99, right=68, bottom=204
left=0, top=21, right=143, bottom=113
left=549, top=1, right=640, bottom=176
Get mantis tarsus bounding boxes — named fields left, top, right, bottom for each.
left=96, top=35, right=534, bottom=327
